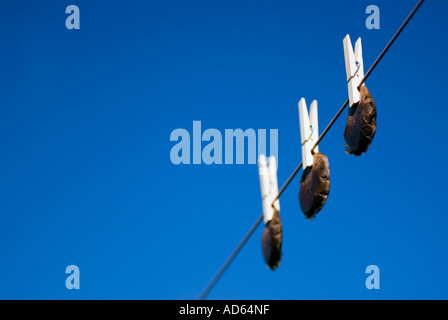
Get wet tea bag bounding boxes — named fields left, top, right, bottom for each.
left=344, top=85, right=377, bottom=155
left=298, top=152, right=330, bottom=220
left=261, top=208, right=282, bottom=270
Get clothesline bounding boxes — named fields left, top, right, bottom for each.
left=198, top=0, right=425, bottom=301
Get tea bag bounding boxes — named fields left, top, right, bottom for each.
left=344, top=85, right=377, bottom=156
left=298, top=152, right=330, bottom=220
left=261, top=209, right=282, bottom=270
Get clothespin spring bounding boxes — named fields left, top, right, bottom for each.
left=302, top=125, right=318, bottom=155
left=301, top=125, right=315, bottom=146
left=347, top=61, right=361, bottom=84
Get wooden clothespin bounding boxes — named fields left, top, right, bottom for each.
left=298, top=98, right=319, bottom=169
left=258, top=154, right=282, bottom=270
left=343, top=34, right=365, bottom=108
left=343, top=34, right=377, bottom=156
left=258, top=155, right=280, bottom=223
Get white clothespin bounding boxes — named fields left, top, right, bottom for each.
left=298, top=98, right=319, bottom=169
left=258, top=155, right=280, bottom=224
left=343, top=34, right=365, bottom=108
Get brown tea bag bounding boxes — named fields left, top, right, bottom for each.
left=298, top=152, right=330, bottom=220
left=344, top=85, right=377, bottom=156
left=261, top=209, right=282, bottom=270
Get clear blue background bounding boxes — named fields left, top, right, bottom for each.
left=0, top=0, right=447, bottom=299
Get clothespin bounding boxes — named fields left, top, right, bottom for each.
left=343, top=34, right=365, bottom=108
left=258, top=155, right=280, bottom=224
left=298, top=98, right=319, bottom=169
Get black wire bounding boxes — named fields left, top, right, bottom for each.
left=198, top=0, right=424, bottom=300
left=197, top=214, right=264, bottom=300
left=272, top=162, right=303, bottom=205
left=358, top=0, right=425, bottom=90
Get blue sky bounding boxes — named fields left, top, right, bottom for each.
left=0, top=0, right=447, bottom=299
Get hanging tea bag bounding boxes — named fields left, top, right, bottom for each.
left=298, top=152, right=330, bottom=220
left=343, top=85, right=377, bottom=156
left=261, top=209, right=282, bottom=270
